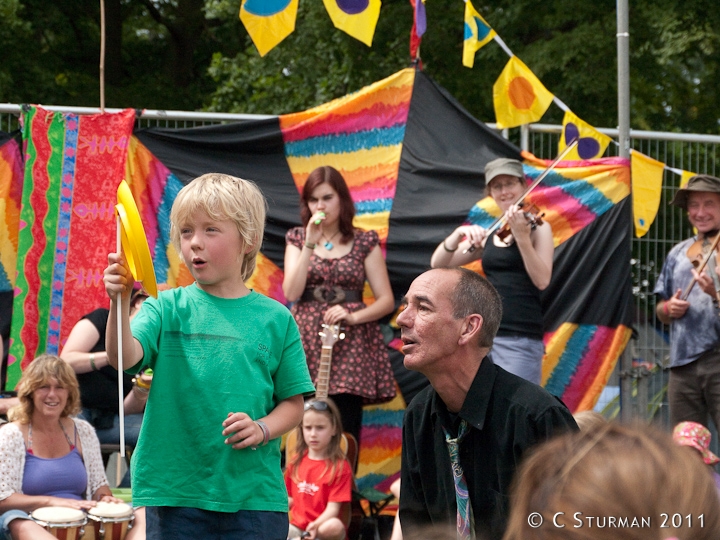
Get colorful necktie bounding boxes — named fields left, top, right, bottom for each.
left=443, top=419, right=474, bottom=540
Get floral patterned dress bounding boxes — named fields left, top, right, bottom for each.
left=286, top=227, right=396, bottom=404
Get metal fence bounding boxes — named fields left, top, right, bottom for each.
left=3, top=105, right=720, bottom=432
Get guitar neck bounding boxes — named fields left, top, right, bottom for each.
left=316, top=346, right=332, bottom=400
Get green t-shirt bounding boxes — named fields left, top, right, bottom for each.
left=129, top=284, right=314, bottom=512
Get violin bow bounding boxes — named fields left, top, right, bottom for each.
left=682, top=231, right=720, bottom=301
left=463, top=139, right=579, bottom=254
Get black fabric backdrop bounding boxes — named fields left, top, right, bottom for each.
left=135, top=71, right=521, bottom=300
left=1, top=71, right=632, bottom=400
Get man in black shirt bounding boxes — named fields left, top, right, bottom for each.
left=397, top=268, right=577, bottom=540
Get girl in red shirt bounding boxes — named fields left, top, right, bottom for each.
left=285, top=399, right=353, bottom=540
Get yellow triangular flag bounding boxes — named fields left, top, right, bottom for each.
left=680, top=170, right=695, bottom=188
left=632, top=151, right=666, bottom=238
left=558, top=110, right=613, bottom=160
left=463, top=1, right=496, bottom=68
left=323, top=0, right=382, bottom=47
left=240, top=0, right=299, bottom=57
left=493, top=56, right=554, bottom=129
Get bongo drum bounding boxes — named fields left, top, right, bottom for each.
left=30, top=506, right=87, bottom=540
left=85, top=502, right=134, bottom=540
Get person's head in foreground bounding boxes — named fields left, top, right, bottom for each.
left=503, top=422, right=720, bottom=540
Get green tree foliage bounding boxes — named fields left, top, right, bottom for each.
left=0, top=0, right=718, bottom=133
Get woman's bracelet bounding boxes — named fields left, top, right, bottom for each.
left=304, top=241, right=316, bottom=250
left=89, top=353, right=98, bottom=371
left=443, top=239, right=458, bottom=252
left=255, top=420, right=270, bottom=446
left=662, top=301, right=669, bottom=316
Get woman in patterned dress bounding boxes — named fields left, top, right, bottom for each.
left=283, top=166, right=396, bottom=446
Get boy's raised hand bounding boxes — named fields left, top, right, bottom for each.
left=104, top=251, right=135, bottom=301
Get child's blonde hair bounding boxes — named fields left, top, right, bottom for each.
left=290, top=398, right=347, bottom=484
left=170, top=173, right=267, bottom=282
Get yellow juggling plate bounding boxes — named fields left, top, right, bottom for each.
left=116, top=180, right=157, bottom=298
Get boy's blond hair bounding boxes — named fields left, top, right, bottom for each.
left=170, top=173, right=267, bottom=282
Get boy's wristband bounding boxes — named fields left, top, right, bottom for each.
left=662, top=301, right=669, bottom=316
left=255, top=420, right=270, bottom=446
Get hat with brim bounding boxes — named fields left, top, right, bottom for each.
left=670, top=174, right=720, bottom=209
left=672, top=421, right=720, bottom=466
left=484, top=158, right=524, bottom=186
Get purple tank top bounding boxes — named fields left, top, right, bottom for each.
left=23, top=448, right=87, bottom=499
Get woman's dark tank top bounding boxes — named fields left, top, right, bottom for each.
left=482, top=232, right=543, bottom=339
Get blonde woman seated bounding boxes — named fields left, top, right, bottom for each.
left=0, top=355, right=144, bottom=540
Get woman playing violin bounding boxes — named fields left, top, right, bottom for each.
left=430, top=157, right=553, bottom=385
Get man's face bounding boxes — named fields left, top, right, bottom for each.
left=396, top=270, right=465, bottom=375
left=687, top=192, right=720, bottom=234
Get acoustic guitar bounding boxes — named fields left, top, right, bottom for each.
left=316, top=323, right=345, bottom=399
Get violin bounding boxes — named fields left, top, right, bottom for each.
left=463, top=140, right=578, bottom=254
left=495, top=202, right=546, bottom=245
left=682, top=231, right=720, bottom=301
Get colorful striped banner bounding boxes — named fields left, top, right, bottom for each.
left=280, top=68, right=415, bottom=249
left=0, top=136, right=23, bottom=293
left=356, top=384, right=405, bottom=492
left=543, top=323, right=632, bottom=411
left=8, top=107, right=135, bottom=387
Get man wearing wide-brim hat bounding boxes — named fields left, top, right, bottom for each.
left=654, top=174, right=720, bottom=434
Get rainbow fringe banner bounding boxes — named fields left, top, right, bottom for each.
left=463, top=156, right=633, bottom=411
left=9, top=107, right=136, bottom=386
left=279, top=68, right=415, bottom=250
left=543, top=323, right=631, bottom=412
left=356, top=383, right=405, bottom=492
left=0, top=135, right=23, bottom=293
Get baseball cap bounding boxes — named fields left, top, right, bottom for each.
left=484, top=158, right=524, bottom=185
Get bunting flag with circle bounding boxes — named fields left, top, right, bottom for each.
left=631, top=150, right=665, bottom=238
left=558, top=110, right=613, bottom=160
left=240, top=0, right=299, bottom=57
left=493, top=56, right=554, bottom=129
left=323, top=0, right=382, bottom=47
left=462, top=0, right=496, bottom=68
